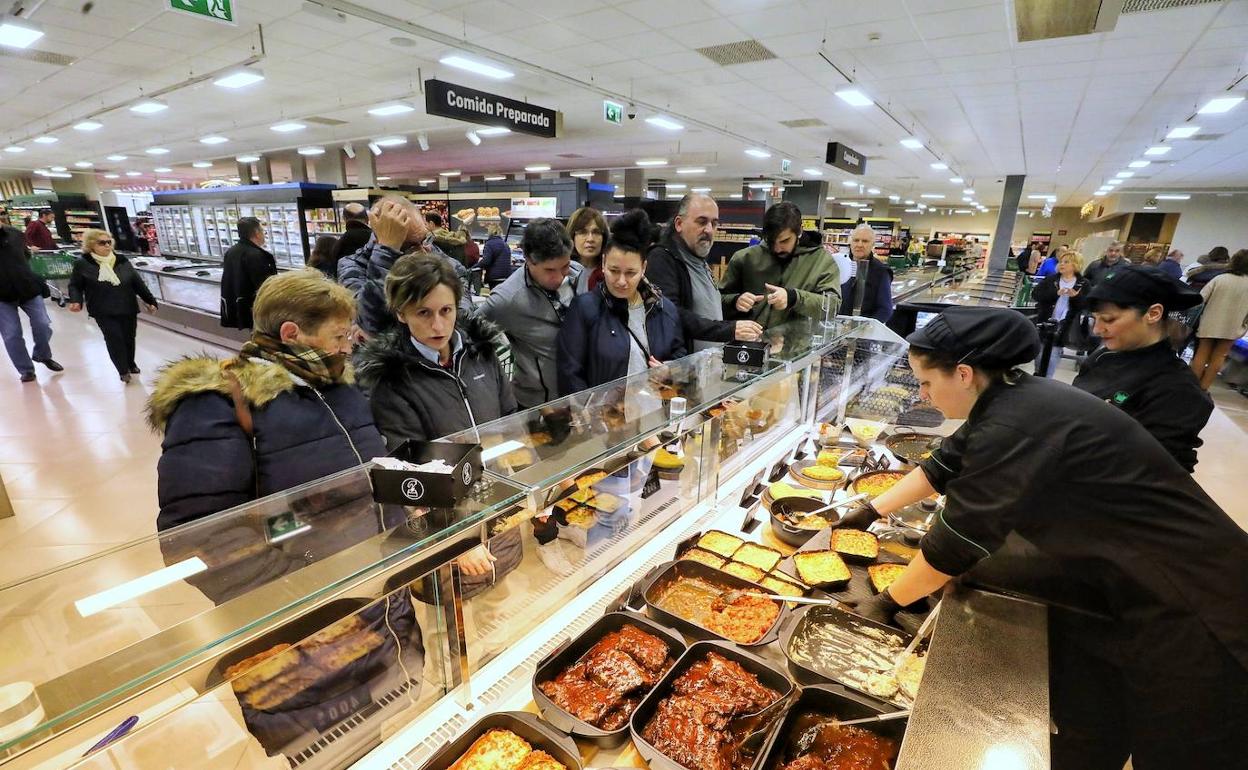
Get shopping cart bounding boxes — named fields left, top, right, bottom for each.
left=29, top=251, right=76, bottom=307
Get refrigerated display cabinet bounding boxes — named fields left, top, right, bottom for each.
left=0, top=318, right=1050, bottom=770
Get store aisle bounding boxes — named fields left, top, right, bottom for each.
left=0, top=304, right=1245, bottom=586
left=0, top=304, right=230, bottom=582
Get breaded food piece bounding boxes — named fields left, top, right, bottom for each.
left=696, top=530, right=743, bottom=558
left=680, top=547, right=727, bottom=569
left=830, top=528, right=880, bottom=561
left=591, top=492, right=623, bottom=513
left=450, top=729, right=531, bottom=770
left=760, top=574, right=806, bottom=598
left=305, top=628, right=385, bottom=673
left=553, top=497, right=578, bottom=513
left=802, top=465, right=844, bottom=482
left=734, top=542, right=782, bottom=571
left=722, top=561, right=766, bottom=583
left=241, top=663, right=328, bottom=711
left=570, top=488, right=595, bottom=504
left=514, top=750, right=567, bottom=770
left=868, top=563, right=907, bottom=594
left=225, top=644, right=296, bottom=692
left=576, top=471, right=607, bottom=490
left=793, top=550, right=851, bottom=587
left=566, top=507, right=596, bottom=528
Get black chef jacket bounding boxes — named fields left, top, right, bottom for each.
left=1072, top=340, right=1212, bottom=472
left=918, top=373, right=1248, bottom=673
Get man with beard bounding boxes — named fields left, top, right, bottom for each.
left=646, top=193, right=761, bottom=350
left=720, top=201, right=841, bottom=329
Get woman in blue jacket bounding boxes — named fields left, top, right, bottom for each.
left=478, top=222, right=513, bottom=288
left=556, top=209, right=686, bottom=396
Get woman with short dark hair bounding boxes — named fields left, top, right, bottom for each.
left=307, top=234, right=340, bottom=281
left=568, top=206, right=608, bottom=292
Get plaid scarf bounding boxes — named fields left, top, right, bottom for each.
left=237, top=332, right=348, bottom=388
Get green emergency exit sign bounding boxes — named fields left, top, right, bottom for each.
left=603, top=100, right=623, bottom=125
left=170, top=0, right=235, bottom=25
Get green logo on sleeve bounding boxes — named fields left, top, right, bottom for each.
left=1112, top=391, right=1129, bottom=404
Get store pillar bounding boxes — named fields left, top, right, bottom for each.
left=783, top=179, right=828, bottom=218
left=255, top=156, right=274, bottom=185
left=236, top=159, right=254, bottom=185
left=623, top=168, right=645, bottom=197
left=989, top=174, right=1025, bottom=271
left=314, top=148, right=347, bottom=187
left=288, top=153, right=309, bottom=183
left=355, top=150, right=378, bottom=187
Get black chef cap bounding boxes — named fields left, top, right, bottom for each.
left=1087, top=264, right=1202, bottom=312
left=906, top=306, right=1040, bottom=369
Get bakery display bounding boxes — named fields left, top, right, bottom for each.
left=640, top=652, right=781, bottom=770
left=538, top=625, right=675, bottom=730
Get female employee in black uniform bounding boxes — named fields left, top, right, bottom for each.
left=841, top=307, right=1248, bottom=770
left=1071, top=264, right=1212, bottom=471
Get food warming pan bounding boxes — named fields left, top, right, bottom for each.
left=629, top=640, right=795, bottom=770
left=778, top=604, right=914, bottom=709
left=754, top=684, right=908, bottom=770
left=419, top=711, right=582, bottom=770
left=531, top=610, right=686, bottom=748
left=637, top=560, right=789, bottom=647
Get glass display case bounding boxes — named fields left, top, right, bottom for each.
left=0, top=318, right=1050, bottom=769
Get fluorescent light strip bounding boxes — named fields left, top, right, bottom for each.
left=930, top=162, right=947, bottom=170
left=484, top=175, right=507, bottom=181
left=129, top=100, right=168, bottom=114
left=1166, top=125, right=1199, bottom=139
left=676, top=167, right=706, bottom=175
left=199, top=135, right=228, bottom=145
left=297, top=146, right=325, bottom=155
left=73, top=121, right=102, bottom=132
left=1115, top=171, right=1134, bottom=178
left=145, top=147, right=169, bottom=155
left=744, top=148, right=771, bottom=158
left=481, top=440, right=526, bottom=462
left=801, top=168, right=822, bottom=176
left=74, top=161, right=93, bottom=168
left=645, top=116, right=684, bottom=131
left=75, top=557, right=207, bottom=617
left=1144, top=146, right=1171, bottom=156
left=375, top=136, right=407, bottom=147
left=1155, top=194, right=1190, bottom=200
left=635, top=159, right=667, bottom=166
left=476, top=127, right=511, bottom=136
left=525, top=164, right=551, bottom=172
left=192, top=161, right=213, bottom=168
left=666, top=183, right=687, bottom=190
left=842, top=181, right=859, bottom=188
left=269, top=524, right=311, bottom=544
left=920, top=194, right=944, bottom=199
left=899, top=137, right=923, bottom=150
left=213, top=68, right=265, bottom=89
left=835, top=88, right=873, bottom=107
left=236, top=154, right=260, bottom=163
left=368, top=103, right=415, bottom=116
left=152, top=166, right=171, bottom=172
left=1197, top=96, right=1243, bottom=114
left=270, top=122, right=306, bottom=133
left=3, top=146, right=25, bottom=153
left=438, top=170, right=461, bottom=176
left=440, top=54, right=514, bottom=80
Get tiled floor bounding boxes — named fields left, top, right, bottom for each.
left=1, top=305, right=1245, bottom=580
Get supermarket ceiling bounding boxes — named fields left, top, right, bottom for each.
left=1, top=0, right=1247, bottom=208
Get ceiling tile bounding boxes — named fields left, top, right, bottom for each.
left=563, top=7, right=650, bottom=40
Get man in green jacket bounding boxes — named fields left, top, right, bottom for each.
left=720, top=201, right=840, bottom=329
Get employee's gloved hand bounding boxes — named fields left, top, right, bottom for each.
left=837, top=499, right=881, bottom=530
left=845, top=588, right=900, bottom=626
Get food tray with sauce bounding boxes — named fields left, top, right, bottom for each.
left=882, top=431, right=943, bottom=465
left=775, top=529, right=932, bottom=634
left=419, top=711, right=582, bottom=770
left=629, top=640, right=794, bottom=770
left=755, top=684, right=906, bottom=770
left=532, top=610, right=686, bottom=748
left=638, top=560, right=788, bottom=647
left=779, top=605, right=918, bottom=709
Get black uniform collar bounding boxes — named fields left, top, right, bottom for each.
left=967, top=370, right=1028, bottom=423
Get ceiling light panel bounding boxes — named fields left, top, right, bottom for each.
left=0, top=17, right=45, bottom=48
left=646, top=116, right=684, bottom=130
left=368, top=102, right=415, bottom=116
left=899, top=137, right=924, bottom=150
left=1196, top=96, right=1243, bottom=114
left=744, top=148, right=771, bottom=158
left=835, top=88, right=873, bottom=107
left=270, top=122, right=306, bottom=132
left=930, top=162, right=948, bottom=170
left=129, top=100, right=168, bottom=114
left=73, top=121, right=102, bottom=132
left=213, top=68, right=265, bottom=89
left=1166, top=125, right=1199, bottom=139
left=440, top=54, right=514, bottom=80
left=1144, top=146, right=1171, bottom=156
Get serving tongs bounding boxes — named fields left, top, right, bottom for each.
left=738, top=690, right=797, bottom=753
left=832, top=710, right=912, bottom=729
left=711, top=589, right=843, bottom=610
left=783, top=491, right=871, bottom=523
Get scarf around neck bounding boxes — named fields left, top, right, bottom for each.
left=94, top=251, right=121, bottom=286
left=237, top=332, right=348, bottom=388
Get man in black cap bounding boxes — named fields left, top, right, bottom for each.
left=837, top=304, right=1248, bottom=768
left=1072, top=264, right=1210, bottom=471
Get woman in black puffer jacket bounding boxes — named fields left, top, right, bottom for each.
left=355, top=253, right=522, bottom=648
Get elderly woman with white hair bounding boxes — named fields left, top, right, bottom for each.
left=68, top=228, right=158, bottom=382
left=839, top=223, right=895, bottom=322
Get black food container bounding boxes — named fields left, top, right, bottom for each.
left=769, top=497, right=840, bottom=548
left=419, top=711, right=582, bottom=770
left=629, top=640, right=794, bottom=770
left=778, top=604, right=913, bottom=708
left=370, top=439, right=482, bottom=507
left=638, top=560, right=788, bottom=647
left=531, top=610, right=687, bottom=748
left=755, top=684, right=907, bottom=770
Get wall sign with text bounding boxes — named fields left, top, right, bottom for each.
left=425, top=79, right=560, bottom=138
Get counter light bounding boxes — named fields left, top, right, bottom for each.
left=200, top=135, right=229, bottom=145
left=236, top=154, right=260, bottom=162
left=525, top=164, right=551, bottom=172
left=146, top=147, right=169, bottom=155
left=375, top=136, right=407, bottom=147
left=867, top=187, right=880, bottom=194
left=1166, top=126, right=1199, bottom=139
left=153, top=166, right=171, bottom=172
left=1155, top=194, right=1190, bottom=200
left=106, top=154, right=127, bottom=161
left=3, top=145, right=24, bottom=153
left=213, top=67, right=265, bottom=89
left=73, top=121, right=103, bottom=132
left=744, top=148, right=771, bottom=159
left=676, top=167, right=706, bottom=175
left=129, top=99, right=168, bottom=114
left=75, top=557, right=207, bottom=617
left=1197, top=96, right=1243, bottom=114
left=270, top=122, right=306, bottom=133
left=0, top=16, right=44, bottom=48
left=74, top=161, right=92, bottom=168
left=646, top=116, right=684, bottom=131
left=835, top=88, right=873, bottom=107
left=476, top=127, right=511, bottom=137
left=1144, top=146, right=1171, bottom=156
left=899, top=137, right=924, bottom=150
left=635, top=159, right=667, bottom=167
left=33, top=135, right=57, bottom=144
left=297, top=146, right=325, bottom=155
left=440, top=54, right=514, bottom=80
left=192, top=161, right=213, bottom=168
left=368, top=102, right=415, bottom=117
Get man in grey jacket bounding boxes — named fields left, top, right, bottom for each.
left=478, top=218, right=581, bottom=408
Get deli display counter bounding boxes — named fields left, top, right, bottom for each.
left=0, top=318, right=1049, bottom=770
left=890, top=269, right=1028, bottom=336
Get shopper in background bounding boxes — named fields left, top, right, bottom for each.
left=557, top=209, right=685, bottom=395
left=1073, top=265, right=1210, bottom=471
left=68, top=228, right=157, bottom=383
left=568, top=207, right=608, bottom=293
left=479, top=222, right=514, bottom=288
left=353, top=196, right=471, bottom=337
left=1141, top=246, right=1164, bottom=266
left=330, top=202, right=372, bottom=273
left=1016, top=242, right=1034, bottom=274
left=842, top=306, right=1248, bottom=769
left=425, top=211, right=474, bottom=266
left=1083, top=241, right=1129, bottom=288
left=1036, top=245, right=1063, bottom=278
left=840, top=223, right=894, bottom=322
left=148, top=269, right=384, bottom=530
left=1185, top=245, right=1230, bottom=292
left=0, top=224, right=62, bottom=382
left=645, top=193, right=761, bottom=349
left=1159, top=248, right=1184, bottom=281
left=219, top=217, right=276, bottom=330
left=1190, top=249, right=1248, bottom=391
left=23, top=209, right=56, bottom=251
left=720, top=201, right=840, bottom=329
left=478, top=218, right=581, bottom=408
left=307, top=234, right=340, bottom=281
left=1032, top=250, right=1090, bottom=378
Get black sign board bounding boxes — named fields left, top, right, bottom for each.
left=826, top=142, right=867, bottom=175
left=425, top=78, right=559, bottom=138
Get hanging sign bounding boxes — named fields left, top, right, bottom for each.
left=425, top=79, right=560, bottom=138
left=603, top=100, right=624, bottom=125
left=826, top=142, right=866, bottom=175
left=169, top=0, right=236, bottom=25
